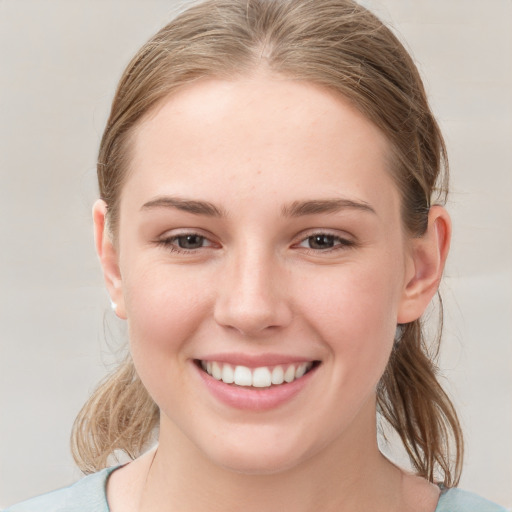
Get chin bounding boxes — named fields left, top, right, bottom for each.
left=216, top=451, right=306, bottom=476
left=200, top=430, right=314, bottom=476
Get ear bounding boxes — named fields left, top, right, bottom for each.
left=92, top=200, right=127, bottom=319
left=397, top=205, right=451, bottom=324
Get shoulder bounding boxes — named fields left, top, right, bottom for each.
left=436, top=487, right=508, bottom=512
left=3, top=467, right=117, bottom=512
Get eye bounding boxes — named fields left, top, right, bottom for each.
left=174, top=234, right=207, bottom=249
left=296, top=232, right=354, bottom=251
left=306, top=234, right=337, bottom=250
left=157, top=232, right=215, bottom=253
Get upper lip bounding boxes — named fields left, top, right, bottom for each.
left=195, top=353, right=319, bottom=368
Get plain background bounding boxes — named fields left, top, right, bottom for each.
left=0, top=0, right=510, bottom=507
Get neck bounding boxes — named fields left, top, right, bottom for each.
left=140, top=401, right=405, bottom=512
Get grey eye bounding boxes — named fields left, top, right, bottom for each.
left=307, top=234, right=336, bottom=250
left=176, top=234, right=205, bottom=249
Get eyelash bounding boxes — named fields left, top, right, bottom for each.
left=156, top=233, right=214, bottom=254
left=294, top=232, right=355, bottom=253
left=156, top=231, right=355, bottom=255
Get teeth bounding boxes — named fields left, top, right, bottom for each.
left=221, top=364, right=234, bottom=384
left=233, top=366, right=252, bottom=386
left=271, top=365, right=284, bottom=385
left=295, top=362, right=308, bottom=379
left=252, top=367, right=272, bottom=388
left=201, top=361, right=314, bottom=388
left=211, top=362, right=222, bottom=380
left=284, top=365, right=295, bottom=383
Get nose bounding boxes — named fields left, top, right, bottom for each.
left=213, top=249, right=293, bottom=337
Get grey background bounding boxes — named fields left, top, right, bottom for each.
left=0, top=0, right=511, bottom=507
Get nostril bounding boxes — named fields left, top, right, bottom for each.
left=212, top=263, right=294, bottom=335
left=213, top=299, right=293, bottom=336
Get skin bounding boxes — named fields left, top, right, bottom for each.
left=94, top=74, right=450, bottom=512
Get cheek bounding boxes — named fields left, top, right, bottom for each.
left=295, top=257, right=403, bottom=378
left=301, top=258, right=402, bottom=328
left=122, top=263, right=213, bottom=374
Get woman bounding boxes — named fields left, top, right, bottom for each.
left=4, top=0, right=506, bottom=510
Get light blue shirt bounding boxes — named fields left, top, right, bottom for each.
left=3, top=467, right=507, bottom=511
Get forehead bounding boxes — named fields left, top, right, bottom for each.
left=125, top=75, right=398, bottom=215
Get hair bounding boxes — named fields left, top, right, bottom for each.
left=72, top=0, right=463, bottom=486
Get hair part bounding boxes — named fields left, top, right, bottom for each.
left=74, top=0, right=463, bottom=486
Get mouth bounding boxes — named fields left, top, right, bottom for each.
left=195, top=360, right=320, bottom=388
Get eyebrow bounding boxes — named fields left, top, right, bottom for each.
left=281, top=198, right=376, bottom=217
left=140, top=195, right=376, bottom=218
left=141, top=196, right=225, bottom=217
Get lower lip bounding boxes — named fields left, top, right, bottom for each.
left=195, top=363, right=318, bottom=411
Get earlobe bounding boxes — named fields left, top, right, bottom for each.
left=397, top=206, right=451, bottom=324
left=92, top=200, right=127, bottom=319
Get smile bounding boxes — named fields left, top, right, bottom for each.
left=198, top=360, right=316, bottom=388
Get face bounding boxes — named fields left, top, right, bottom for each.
left=99, top=75, right=430, bottom=474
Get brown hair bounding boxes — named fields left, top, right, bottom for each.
left=72, top=0, right=463, bottom=485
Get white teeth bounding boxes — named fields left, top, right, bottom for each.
left=271, top=365, right=284, bottom=385
left=211, top=361, right=222, bottom=380
left=233, top=365, right=253, bottom=386
left=201, top=361, right=314, bottom=387
left=221, top=364, right=234, bottom=384
left=284, top=365, right=295, bottom=383
left=295, top=362, right=307, bottom=379
left=252, top=367, right=272, bottom=388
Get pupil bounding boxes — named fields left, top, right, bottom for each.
left=178, top=235, right=203, bottom=249
left=309, top=234, right=334, bottom=249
